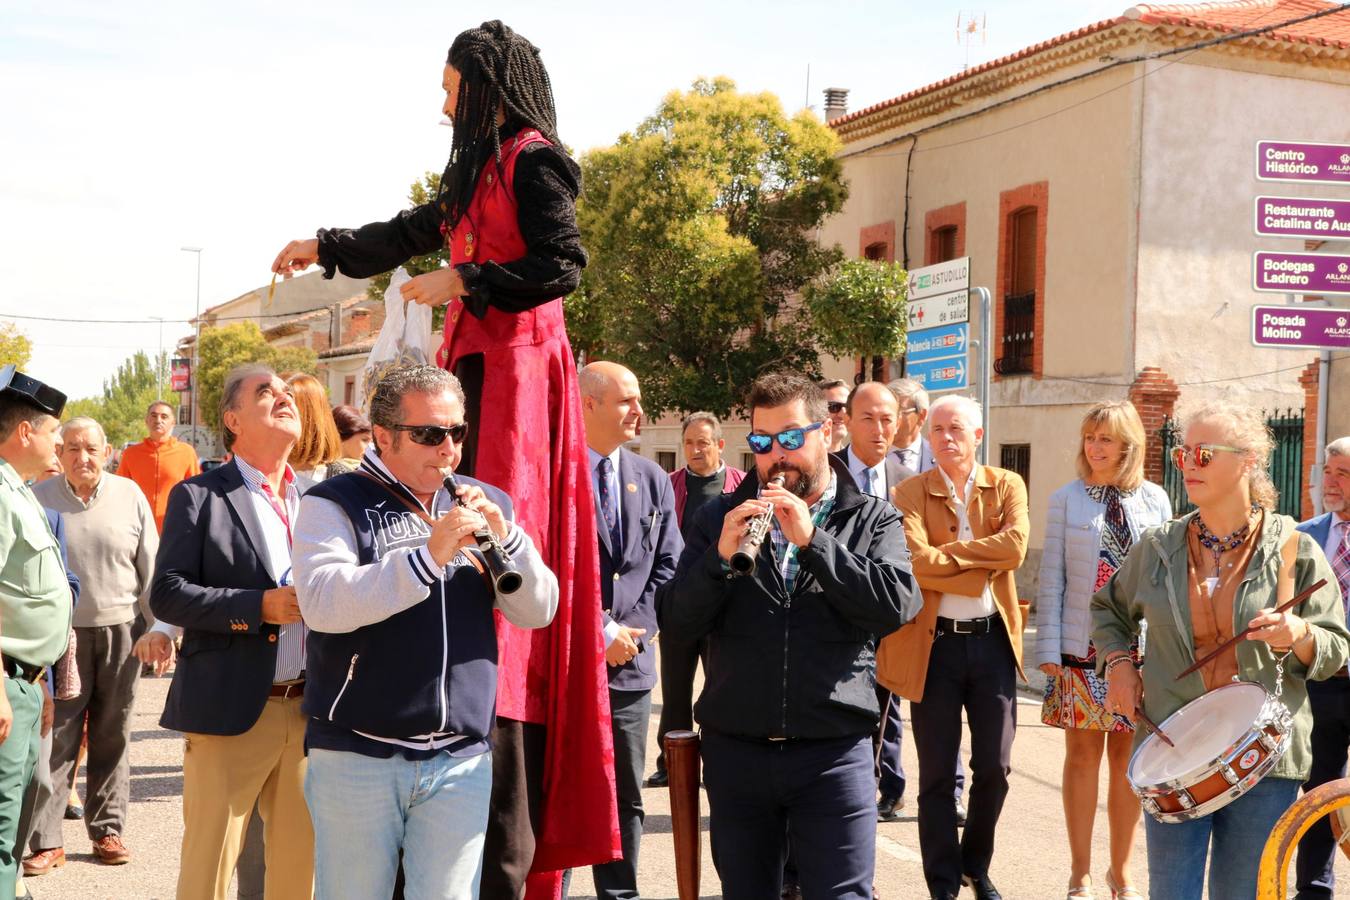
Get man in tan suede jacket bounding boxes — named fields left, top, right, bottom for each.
left=877, top=394, right=1028, bottom=900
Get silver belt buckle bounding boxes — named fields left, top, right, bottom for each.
left=952, top=618, right=976, bottom=635
left=768, top=736, right=788, bottom=742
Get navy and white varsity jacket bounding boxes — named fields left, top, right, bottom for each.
left=292, top=450, right=558, bottom=758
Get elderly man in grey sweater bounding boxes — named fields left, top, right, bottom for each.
left=28, top=417, right=158, bottom=871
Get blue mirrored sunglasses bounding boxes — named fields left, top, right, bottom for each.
left=746, top=422, right=825, bottom=455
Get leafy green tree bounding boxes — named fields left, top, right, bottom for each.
left=366, top=172, right=448, bottom=333
left=196, top=323, right=317, bottom=438
left=0, top=322, right=33, bottom=370
left=65, top=351, right=176, bottom=448
left=805, top=259, right=908, bottom=360
left=573, top=77, right=848, bottom=417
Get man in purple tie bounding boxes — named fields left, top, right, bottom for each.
left=1295, top=435, right=1350, bottom=899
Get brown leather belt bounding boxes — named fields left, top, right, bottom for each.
left=269, top=680, right=305, bottom=699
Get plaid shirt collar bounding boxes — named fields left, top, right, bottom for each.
left=769, top=473, right=837, bottom=593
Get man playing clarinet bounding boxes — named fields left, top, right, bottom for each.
left=292, top=365, right=558, bottom=898
left=659, top=371, right=919, bottom=900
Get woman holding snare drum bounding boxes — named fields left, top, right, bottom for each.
left=1037, top=401, right=1171, bottom=899
left=1091, top=401, right=1348, bottom=900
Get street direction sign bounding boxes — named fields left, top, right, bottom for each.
left=1250, top=305, right=1350, bottom=350
left=907, top=353, right=968, bottom=392
left=1257, top=140, right=1350, bottom=186
left=1253, top=251, right=1350, bottom=295
left=1254, top=195, right=1350, bottom=239
left=906, top=322, right=969, bottom=364
left=907, top=289, right=970, bottom=332
left=907, top=257, right=970, bottom=303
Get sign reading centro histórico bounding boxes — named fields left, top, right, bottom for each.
left=1256, top=141, right=1350, bottom=186
left=1252, top=251, right=1350, bottom=296
left=1250, top=305, right=1350, bottom=350
left=1253, top=196, right=1350, bottom=239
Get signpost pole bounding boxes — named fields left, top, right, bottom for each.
left=975, top=286, right=992, bottom=466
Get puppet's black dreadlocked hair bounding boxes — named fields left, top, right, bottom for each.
left=438, top=21, right=560, bottom=229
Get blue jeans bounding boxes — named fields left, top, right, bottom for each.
left=1145, top=775, right=1300, bottom=900
left=305, top=747, right=492, bottom=900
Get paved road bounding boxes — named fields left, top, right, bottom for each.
left=25, top=667, right=1349, bottom=899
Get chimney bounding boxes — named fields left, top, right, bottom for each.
left=823, top=87, right=849, bottom=121
left=348, top=308, right=373, bottom=342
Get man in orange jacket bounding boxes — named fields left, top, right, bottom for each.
left=117, top=401, right=200, bottom=533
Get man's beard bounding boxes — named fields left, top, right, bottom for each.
left=1324, top=493, right=1346, bottom=514
left=767, top=458, right=826, bottom=499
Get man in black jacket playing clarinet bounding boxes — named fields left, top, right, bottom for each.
left=659, top=371, right=920, bottom=900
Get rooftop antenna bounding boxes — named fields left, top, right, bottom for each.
left=956, top=11, right=987, bottom=71
left=804, top=63, right=812, bottom=112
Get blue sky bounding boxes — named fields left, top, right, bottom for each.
left=1, top=0, right=1132, bottom=398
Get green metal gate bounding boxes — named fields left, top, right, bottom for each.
left=1157, top=410, right=1304, bottom=518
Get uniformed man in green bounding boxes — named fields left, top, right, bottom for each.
left=0, top=365, right=69, bottom=896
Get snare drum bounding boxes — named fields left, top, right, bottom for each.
left=1127, top=682, right=1293, bottom=824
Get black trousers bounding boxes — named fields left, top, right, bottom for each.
left=702, top=731, right=875, bottom=900
left=653, top=636, right=707, bottom=774
left=479, top=717, right=548, bottom=900
left=910, top=625, right=1017, bottom=898
left=563, top=689, right=651, bottom=900
left=1296, top=675, right=1350, bottom=898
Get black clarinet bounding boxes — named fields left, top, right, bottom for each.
left=442, top=472, right=523, bottom=595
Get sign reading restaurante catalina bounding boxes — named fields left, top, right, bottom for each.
left=1253, top=196, right=1350, bottom=239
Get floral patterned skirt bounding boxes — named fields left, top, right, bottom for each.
left=1041, top=641, right=1137, bottom=733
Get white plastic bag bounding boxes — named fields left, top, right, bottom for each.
left=358, top=267, right=438, bottom=414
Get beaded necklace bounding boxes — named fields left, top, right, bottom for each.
left=1194, top=510, right=1255, bottom=577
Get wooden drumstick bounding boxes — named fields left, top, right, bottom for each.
left=1134, top=711, right=1175, bottom=748
left=1174, top=578, right=1327, bottom=682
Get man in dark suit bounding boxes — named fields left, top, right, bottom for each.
left=576, top=361, right=682, bottom=900
left=888, top=378, right=937, bottom=475
left=830, top=381, right=915, bottom=825
left=150, top=363, right=314, bottom=900
left=1295, top=437, right=1350, bottom=899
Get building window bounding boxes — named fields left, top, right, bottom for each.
left=742, top=452, right=756, bottom=474
left=656, top=451, right=677, bottom=473
left=863, top=242, right=888, bottom=261
left=1000, top=443, right=1031, bottom=489
left=344, top=375, right=356, bottom=406
left=932, top=226, right=958, bottom=264
left=178, top=404, right=191, bottom=426
left=997, top=207, right=1038, bottom=376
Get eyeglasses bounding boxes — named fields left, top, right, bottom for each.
left=390, top=423, right=470, bottom=447
left=746, top=422, right=825, bottom=455
left=1170, top=443, right=1244, bottom=471
left=826, top=401, right=847, bottom=415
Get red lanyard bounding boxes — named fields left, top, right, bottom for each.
left=258, top=480, right=293, bottom=547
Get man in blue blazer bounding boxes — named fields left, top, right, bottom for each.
left=1295, top=438, right=1350, bottom=900
left=150, top=364, right=314, bottom=900
left=577, top=362, right=682, bottom=900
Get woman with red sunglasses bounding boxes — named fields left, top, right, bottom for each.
left=1091, top=401, right=1348, bottom=900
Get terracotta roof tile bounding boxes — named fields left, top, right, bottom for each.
left=1127, top=1, right=1350, bottom=47
left=831, top=0, right=1350, bottom=130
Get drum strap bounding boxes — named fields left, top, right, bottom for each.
left=1276, top=528, right=1298, bottom=608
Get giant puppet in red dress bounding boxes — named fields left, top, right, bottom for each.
left=272, top=21, right=618, bottom=900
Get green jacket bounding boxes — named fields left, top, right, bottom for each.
left=0, top=458, right=72, bottom=667
left=1091, top=511, right=1349, bottom=782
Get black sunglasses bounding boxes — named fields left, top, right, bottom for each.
left=390, top=423, right=470, bottom=447
left=826, top=401, right=847, bottom=414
